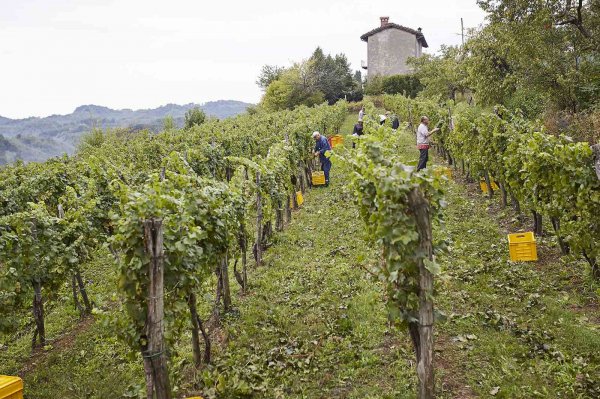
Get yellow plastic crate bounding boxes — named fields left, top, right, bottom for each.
left=330, top=135, right=344, bottom=148
left=480, top=178, right=499, bottom=193
left=296, top=191, right=304, bottom=206
left=507, top=232, right=538, bottom=262
left=0, top=376, right=23, bottom=399
left=434, top=166, right=452, bottom=179
left=311, top=171, right=326, bottom=186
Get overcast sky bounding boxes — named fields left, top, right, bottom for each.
left=0, top=0, right=487, bottom=119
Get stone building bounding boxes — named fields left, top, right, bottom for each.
left=360, top=17, right=428, bottom=77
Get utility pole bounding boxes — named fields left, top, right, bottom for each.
left=461, top=18, right=465, bottom=46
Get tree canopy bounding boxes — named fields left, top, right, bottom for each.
left=408, top=0, right=600, bottom=138
left=184, top=107, right=206, bottom=129
left=258, top=47, right=362, bottom=111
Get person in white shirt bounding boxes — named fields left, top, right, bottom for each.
left=416, top=116, right=440, bottom=171
left=358, top=106, right=365, bottom=121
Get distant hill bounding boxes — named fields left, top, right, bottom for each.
left=0, top=100, right=252, bottom=164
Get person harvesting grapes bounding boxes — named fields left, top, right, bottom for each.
left=312, top=131, right=332, bottom=187
left=416, top=116, right=439, bottom=171
left=352, top=119, right=364, bottom=149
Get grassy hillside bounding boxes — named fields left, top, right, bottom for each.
left=1, top=114, right=597, bottom=398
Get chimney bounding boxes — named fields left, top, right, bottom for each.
left=380, top=16, right=389, bottom=27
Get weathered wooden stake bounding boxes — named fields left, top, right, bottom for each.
left=286, top=194, right=292, bottom=222
left=483, top=170, right=494, bottom=199
left=188, top=293, right=202, bottom=367
left=305, top=161, right=313, bottom=189
left=75, top=271, right=92, bottom=314
left=71, top=274, right=82, bottom=313
left=408, top=189, right=435, bottom=399
left=499, top=182, right=508, bottom=208
left=509, top=190, right=521, bottom=217
left=532, top=211, right=543, bottom=236
left=238, top=224, right=248, bottom=291
left=550, top=217, right=570, bottom=255
left=592, top=144, right=600, bottom=181
left=221, top=253, right=232, bottom=312
left=276, top=200, right=284, bottom=232
left=255, top=171, right=263, bottom=266
left=143, top=218, right=171, bottom=399
left=31, top=280, right=45, bottom=349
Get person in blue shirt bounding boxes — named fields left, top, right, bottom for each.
left=312, top=131, right=331, bottom=186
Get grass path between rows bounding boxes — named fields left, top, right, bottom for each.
left=188, top=114, right=599, bottom=398
left=2, top=114, right=598, bottom=399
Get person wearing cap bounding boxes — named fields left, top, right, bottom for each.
left=352, top=119, right=364, bottom=149
left=416, top=116, right=440, bottom=171
left=312, top=131, right=332, bottom=186
left=379, top=113, right=388, bottom=126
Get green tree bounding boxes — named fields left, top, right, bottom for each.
left=184, top=107, right=206, bottom=129
left=467, top=0, right=600, bottom=113
left=381, top=75, right=423, bottom=98
left=261, top=79, right=294, bottom=111
left=261, top=61, right=325, bottom=111
left=258, top=47, right=357, bottom=109
left=408, top=46, right=468, bottom=102
left=309, top=47, right=355, bottom=104
left=163, top=115, right=175, bottom=130
left=364, top=75, right=384, bottom=96
left=256, top=65, right=285, bottom=90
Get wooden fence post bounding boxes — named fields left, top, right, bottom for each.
left=255, top=171, right=263, bottom=266
left=143, top=218, right=172, bottom=399
left=408, top=189, right=435, bottom=399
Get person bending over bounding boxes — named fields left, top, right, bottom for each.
left=312, top=131, right=332, bottom=186
left=352, top=119, right=364, bottom=149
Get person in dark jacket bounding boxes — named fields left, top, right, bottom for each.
left=352, top=120, right=364, bottom=149
left=391, top=115, right=400, bottom=131
left=312, top=131, right=332, bottom=186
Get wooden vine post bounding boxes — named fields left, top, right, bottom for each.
left=593, top=144, right=600, bottom=181
left=255, top=171, right=263, bottom=266
left=31, top=279, right=45, bottom=349
left=483, top=170, right=494, bottom=199
left=236, top=223, right=248, bottom=292
left=286, top=194, right=292, bottom=221
left=142, top=218, right=171, bottom=399
left=407, top=188, right=435, bottom=399
left=298, top=161, right=306, bottom=193
left=276, top=198, right=284, bottom=232
left=305, top=160, right=313, bottom=189
left=284, top=133, right=293, bottom=222
left=29, top=219, right=45, bottom=350
left=188, top=293, right=202, bottom=367
left=58, top=204, right=92, bottom=316
left=221, top=252, right=232, bottom=312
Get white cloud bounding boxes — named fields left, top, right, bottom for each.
left=0, top=0, right=486, bottom=118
